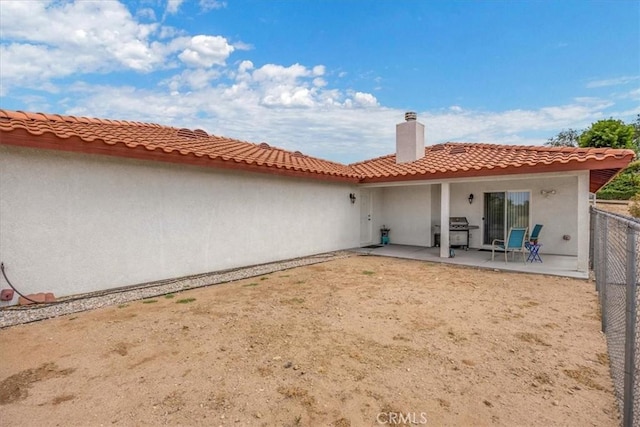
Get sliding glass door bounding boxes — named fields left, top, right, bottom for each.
left=483, top=191, right=530, bottom=244
left=484, top=192, right=505, bottom=244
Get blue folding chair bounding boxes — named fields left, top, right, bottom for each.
left=491, top=227, right=529, bottom=263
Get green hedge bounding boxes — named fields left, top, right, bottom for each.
left=596, top=161, right=640, bottom=200
left=596, top=188, right=639, bottom=200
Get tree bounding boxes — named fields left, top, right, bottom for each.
left=581, top=118, right=639, bottom=201
left=579, top=118, right=636, bottom=150
left=545, top=128, right=579, bottom=147
left=546, top=118, right=640, bottom=200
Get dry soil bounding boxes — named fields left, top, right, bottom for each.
left=0, top=256, right=617, bottom=426
left=596, top=201, right=633, bottom=217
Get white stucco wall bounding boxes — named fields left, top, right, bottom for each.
left=378, top=186, right=432, bottom=246
left=449, top=174, right=580, bottom=255
left=0, top=146, right=360, bottom=301
left=363, top=172, right=584, bottom=257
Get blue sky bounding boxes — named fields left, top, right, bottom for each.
left=1, top=0, right=638, bottom=163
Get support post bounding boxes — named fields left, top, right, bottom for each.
left=577, top=172, right=590, bottom=273
left=439, top=182, right=450, bottom=258
left=623, top=227, right=638, bottom=427
left=601, top=216, right=608, bottom=333
left=594, top=213, right=600, bottom=292
left=589, top=209, right=595, bottom=271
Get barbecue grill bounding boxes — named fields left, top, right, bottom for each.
left=449, top=217, right=471, bottom=249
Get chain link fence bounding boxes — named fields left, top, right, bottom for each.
left=591, top=207, right=640, bottom=427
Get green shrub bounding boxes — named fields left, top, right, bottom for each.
left=596, top=161, right=640, bottom=200
left=629, top=193, right=640, bottom=218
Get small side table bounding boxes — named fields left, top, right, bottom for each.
left=526, top=242, right=543, bottom=263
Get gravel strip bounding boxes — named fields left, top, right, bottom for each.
left=0, top=250, right=355, bottom=329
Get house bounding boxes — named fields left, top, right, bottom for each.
left=0, top=109, right=634, bottom=304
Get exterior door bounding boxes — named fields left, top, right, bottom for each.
left=483, top=191, right=530, bottom=244
left=360, top=190, right=372, bottom=245
left=484, top=192, right=505, bottom=244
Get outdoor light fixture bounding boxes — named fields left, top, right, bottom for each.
left=468, top=193, right=474, bottom=204
left=349, top=193, right=357, bottom=204
left=540, top=189, right=557, bottom=197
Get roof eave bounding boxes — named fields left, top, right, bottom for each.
left=357, top=156, right=635, bottom=186
left=0, top=129, right=361, bottom=184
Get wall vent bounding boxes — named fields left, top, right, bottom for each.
left=177, top=128, right=197, bottom=139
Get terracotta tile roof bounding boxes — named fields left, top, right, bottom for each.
left=0, top=110, right=634, bottom=191
left=351, top=142, right=635, bottom=192
left=0, top=109, right=359, bottom=182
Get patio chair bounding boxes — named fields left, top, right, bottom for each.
left=491, top=227, right=529, bottom=263
left=528, top=224, right=543, bottom=244
left=525, top=224, right=544, bottom=262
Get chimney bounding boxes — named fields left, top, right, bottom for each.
left=395, top=111, right=425, bottom=164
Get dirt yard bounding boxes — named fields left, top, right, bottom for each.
left=596, top=201, right=632, bottom=217
left=0, top=256, right=617, bottom=426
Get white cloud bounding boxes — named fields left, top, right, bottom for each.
left=158, top=25, right=183, bottom=40
left=238, top=60, right=254, bottom=73
left=1, top=2, right=159, bottom=55
left=200, top=0, right=227, bottom=11
left=178, top=35, right=235, bottom=68
left=0, top=0, right=239, bottom=95
left=164, top=68, right=222, bottom=91
left=166, top=0, right=185, bottom=15
left=586, top=75, right=640, bottom=88
left=312, top=65, right=325, bottom=76
left=0, top=0, right=167, bottom=91
left=423, top=97, right=634, bottom=148
left=262, top=87, right=316, bottom=107
left=56, top=76, right=639, bottom=164
left=313, top=78, right=327, bottom=87
left=252, top=63, right=311, bottom=82
left=236, top=63, right=341, bottom=108
left=136, top=7, right=157, bottom=21
left=232, top=41, right=254, bottom=51
left=352, top=92, right=379, bottom=107
left=257, top=64, right=364, bottom=108
left=625, top=88, right=640, bottom=101
left=1, top=43, right=73, bottom=85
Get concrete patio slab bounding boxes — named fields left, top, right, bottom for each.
left=351, top=244, right=588, bottom=279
